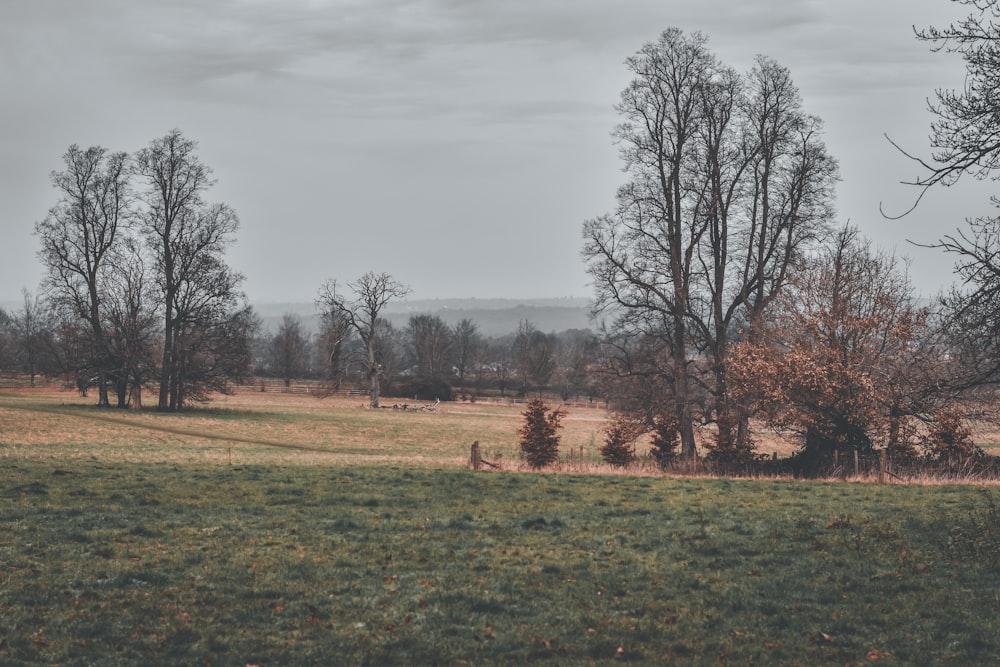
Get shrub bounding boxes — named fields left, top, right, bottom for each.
left=600, top=413, right=642, bottom=467
left=517, top=399, right=566, bottom=469
left=925, top=408, right=981, bottom=466
left=389, top=377, right=454, bottom=402
left=705, top=429, right=760, bottom=468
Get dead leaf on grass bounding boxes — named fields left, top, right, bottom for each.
left=867, top=647, right=890, bottom=660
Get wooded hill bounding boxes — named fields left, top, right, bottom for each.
left=254, top=297, right=594, bottom=337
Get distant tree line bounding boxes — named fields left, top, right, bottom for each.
left=251, top=289, right=602, bottom=408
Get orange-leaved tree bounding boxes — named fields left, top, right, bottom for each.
left=728, top=227, right=944, bottom=474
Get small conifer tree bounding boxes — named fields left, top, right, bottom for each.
left=926, top=409, right=979, bottom=465
left=649, top=414, right=680, bottom=469
left=600, top=413, right=641, bottom=467
left=518, top=398, right=565, bottom=468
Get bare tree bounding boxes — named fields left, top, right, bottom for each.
left=316, top=307, right=354, bottom=395
left=584, top=30, right=724, bottom=459
left=891, top=0, right=1000, bottom=200
left=36, top=145, right=132, bottom=406
left=552, top=329, right=598, bottom=402
left=696, top=56, right=838, bottom=456
left=0, top=308, right=14, bottom=374
left=584, top=29, right=836, bottom=460
left=513, top=320, right=556, bottom=396
left=405, top=313, right=454, bottom=381
left=487, top=338, right=514, bottom=397
left=316, top=272, right=410, bottom=408
left=12, top=289, right=58, bottom=388
left=452, top=318, right=482, bottom=387
left=269, top=314, right=310, bottom=388
left=892, top=1, right=1000, bottom=393
left=134, top=130, right=245, bottom=410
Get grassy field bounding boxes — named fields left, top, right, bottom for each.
left=2, top=389, right=1000, bottom=664
left=0, top=388, right=609, bottom=468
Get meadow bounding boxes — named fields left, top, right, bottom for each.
left=2, top=389, right=1000, bottom=665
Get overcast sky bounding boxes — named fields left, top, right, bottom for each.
left=0, top=0, right=985, bottom=306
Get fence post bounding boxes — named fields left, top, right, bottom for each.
left=470, top=441, right=481, bottom=471
left=879, top=449, right=887, bottom=484
left=853, top=450, right=860, bottom=476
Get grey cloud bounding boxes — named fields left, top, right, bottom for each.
left=0, top=0, right=970, bottom=303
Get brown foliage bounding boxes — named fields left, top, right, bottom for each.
left=925, top=408, right=979, bottom=464
left=728, top=227, right=945, bottom=470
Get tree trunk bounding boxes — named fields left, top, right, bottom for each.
left=115, top=376, right=128, bottom=408
left=96, top=371, right=110, bottom=408
left=158, top=316, right=173, bottom=410
left=673, top=321, right=697, bottom=460
left=367, top=337, right=380, bottom=408
left=130, top=381, right=142, bottom=410
left=369, top=364, right=380, bottom=408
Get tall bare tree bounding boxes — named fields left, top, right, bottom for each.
left=696, top=56, right=838, bottom=456
left=583, top=29, right=836, bottom=459
left=316, top=272, right=410, bottom=408
left=134, top=130, right=245, bottom=410
left=36, top=144, right=132, bottom=406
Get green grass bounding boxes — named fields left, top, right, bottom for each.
left=2, top=458, right=1000, bottom=665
